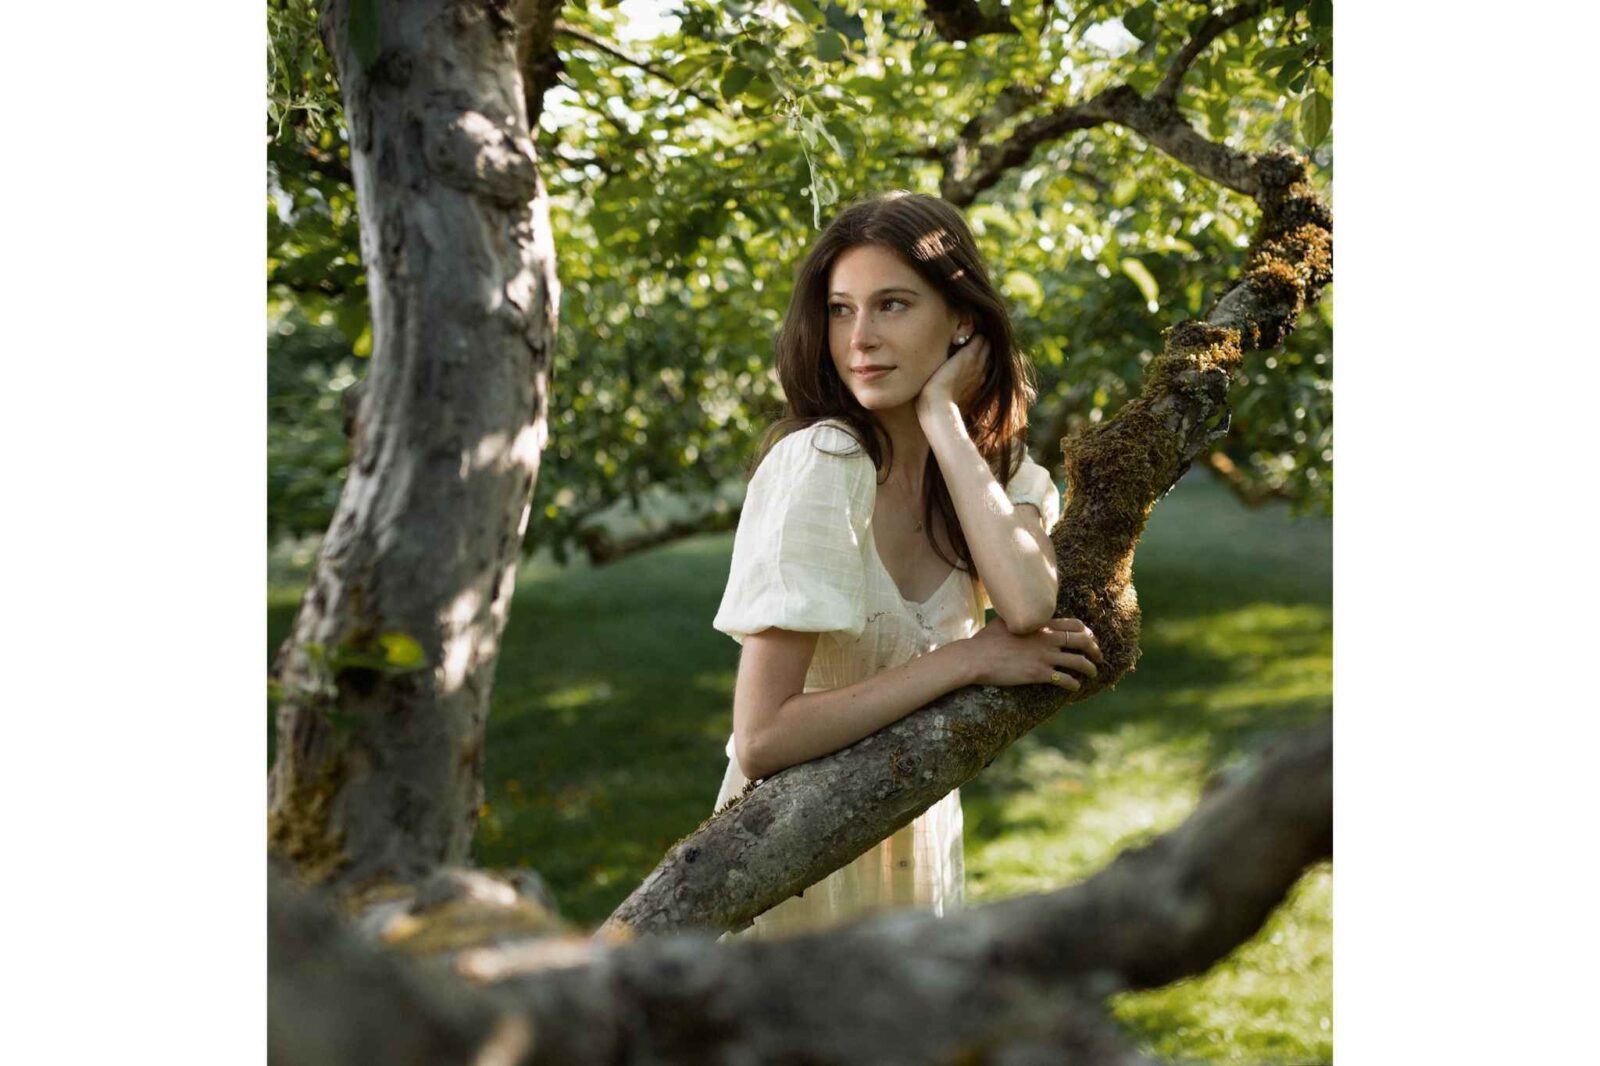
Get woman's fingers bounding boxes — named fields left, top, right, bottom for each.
left=1054, top=630, right=1103, bottom=662
left=1053, top=652, right=1098, bottom=679
left=1047, top=669, right=1081, bottom=690
left=1042, top=623, right=1102, bottom=662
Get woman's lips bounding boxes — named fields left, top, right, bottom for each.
left=852, top=366, right=894, bottom=381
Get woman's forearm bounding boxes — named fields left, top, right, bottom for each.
left=746, top=641, right=977, bottom=780
left=919, top=400, right=1058, bottom=631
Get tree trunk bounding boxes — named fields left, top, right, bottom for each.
left=268, top=0, right=559, bottom=892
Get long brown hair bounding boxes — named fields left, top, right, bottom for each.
left=753, top=191, right=1038, bottom=574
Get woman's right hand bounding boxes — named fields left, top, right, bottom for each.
left=960, top=615, right=1104, bottom=691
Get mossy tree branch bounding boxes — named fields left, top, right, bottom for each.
left=271, top=725, right=1329, bottom=1065
left=602, top=147, right=1331, bottom=937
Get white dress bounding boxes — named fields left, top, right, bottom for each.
left=710, top=419, right=1062, bottom=939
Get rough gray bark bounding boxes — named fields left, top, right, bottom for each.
left=605, top=147, right=1330, bottom=938
left=270, top=726, right=1329, bottom=1066
left=268, top=0, right=560, bottom=891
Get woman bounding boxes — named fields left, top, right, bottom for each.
left=711, top=191, right=1103, bottom=939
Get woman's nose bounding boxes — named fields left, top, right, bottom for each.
left=850, top=319, right=878, bottom=350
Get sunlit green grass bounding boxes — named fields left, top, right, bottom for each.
left=953, top=474, right=1331, bottom=1063
left=267, top=469, right=1331, bottom=1063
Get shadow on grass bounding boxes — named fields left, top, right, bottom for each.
left=266, top=469, right=1332, bottom=1063
left=268, top=470, right=1330, bottom=930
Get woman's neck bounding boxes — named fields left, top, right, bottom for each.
left=872, top=403, right=929, bottom=493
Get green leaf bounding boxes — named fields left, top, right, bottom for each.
left=333, top=299, right=369, bottom=347
left=1256, top=46, right=1301, bottom=72
left=565, top=56, right=602, bottom=94
left=1309, top=0, right=1332, bottom=29
left=1299, top=89, right=1331, bottom=147
left=349, top=0, right=381, bottom=73
left=378, top=632, right=425, bottom=668
left=740, top=70, right=778, bottom=105
left=720, top=63, right=754, bottom=102
left=1120, top=257, right=1160, bottom=308
left=1003, top=270, right=1044, bottom=309
left=1205, top=96, right=1230, bottom=139
left=1122, top=2, right=1156, bottom=42
left=814, top=28, right=845, bottom=63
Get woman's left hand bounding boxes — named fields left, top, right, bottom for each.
left=916, top=334, right=989, bottom=419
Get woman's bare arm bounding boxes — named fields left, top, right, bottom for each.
left=732, top=627, right=977, bottom=782
left=917, top=398, right=1058, bottom=633
left=732, top=615, right=1099, bottom=781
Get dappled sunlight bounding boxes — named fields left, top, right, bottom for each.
left=1112, top=866, right=1333, bottom=1064
left=467, top=422, right=547, bottom=479
left=267, top=473, right=1331, bottom=1054
left=1149, top=603, right=1331, bottom=662
left=441, top=586, right=484, bottom=693
left=966, top=725, right=1206, bottom=898
left=911, top=226, right=955, bottom=261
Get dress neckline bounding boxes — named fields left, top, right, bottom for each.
left=870, top=538, right=963, bottom=607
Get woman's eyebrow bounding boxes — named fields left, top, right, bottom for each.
left=828, top=286, right=920, bottom=299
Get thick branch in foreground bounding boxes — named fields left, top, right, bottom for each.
left=604, top=148, right=1330, bottom=937
left=271, top=726, right=1329, bottom=1065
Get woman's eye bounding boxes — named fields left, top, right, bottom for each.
left=828, top=304, right=851, bottom=317
left=882, top=298, right=907, bottom=311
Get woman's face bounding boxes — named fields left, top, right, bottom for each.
left=826, top=243, right=973, bottom=414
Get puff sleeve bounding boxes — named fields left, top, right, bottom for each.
left=712, top=422, right=877, bottom=645
left=1004, top=451, right=1062, bottom=533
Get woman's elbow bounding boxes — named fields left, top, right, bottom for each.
left=733, top=730, right=774, bottom=782
left=997, top=588, right=1058, bottom=635
left=1001, top=607, right=1052, bottom=635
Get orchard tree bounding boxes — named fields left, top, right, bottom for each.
left=268, top=0, right=1332, bottom=560
left=268, top=0, right=1333, bottom=1061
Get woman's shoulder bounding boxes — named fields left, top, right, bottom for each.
left=762, top=419, right=874, bottom=472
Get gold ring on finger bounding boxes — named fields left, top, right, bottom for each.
left=1050, top=671, right=1066, bottom=685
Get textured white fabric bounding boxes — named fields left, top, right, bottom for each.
left=711, top=422, right=877, bottom=646
left=711, top=419, right=1062, bottom=940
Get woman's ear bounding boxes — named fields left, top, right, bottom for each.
left=951, top=315, right=978, bottom=347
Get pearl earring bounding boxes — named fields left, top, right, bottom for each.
left=954, top=335, right=969, bottom=346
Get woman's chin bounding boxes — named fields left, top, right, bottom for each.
left=856, top=396, right=913, bottom=415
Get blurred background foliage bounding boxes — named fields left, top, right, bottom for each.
left=267, top=0, right=1332, bottom=559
